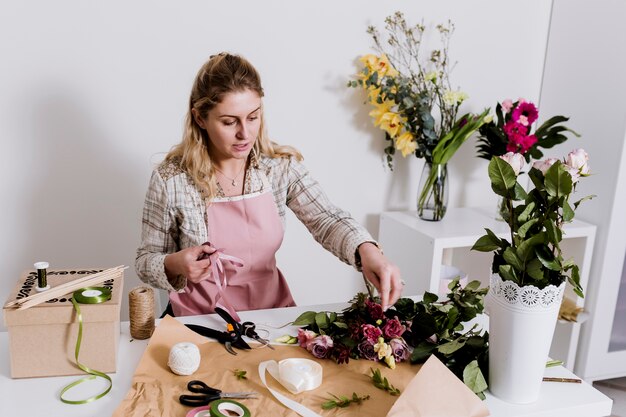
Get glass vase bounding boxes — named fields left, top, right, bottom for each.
left=417, top=162, right=448, bottom=221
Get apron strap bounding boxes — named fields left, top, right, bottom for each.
left=207, top=248, right=245, bottom=322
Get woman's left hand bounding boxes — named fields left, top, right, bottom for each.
left=358, top=242, right=403, bottom=310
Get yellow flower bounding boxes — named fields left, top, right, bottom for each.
left=380, top=112, right=404, bottom=138
left=483, top=114, right=494, bottom=124
left=359, top=54, right=380, bottom=72
left=384, top=354, right=396, bottom=369
left=367, top=86, right=382, bottom=103
left=395, top=131, right=417, bottom=157
left=359, top=53, right=398, bottom=79
left=377, top=54, right=399, bottom=78
left=374, top=337, right=392, bottom=360
left=368, top=100, right=395, bottom=127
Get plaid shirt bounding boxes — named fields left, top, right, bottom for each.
left=135, top=154, right=375, bottom=292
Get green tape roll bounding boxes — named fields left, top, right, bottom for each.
left=59, top=287, right=113, bottom=405
left=210, top=399, right=251, bottom=417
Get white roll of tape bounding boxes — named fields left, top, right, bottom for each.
left=168, top=342, right=201, bottom=376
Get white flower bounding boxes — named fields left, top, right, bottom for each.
left=532, top=158, right=558, bottom=175
left=499, top=152, right=525, bottom=176
left=425, top=71, right=438, bottom=82
left=443, top=90, right=469, bottom=106
left=566, top=148, right=590, bottom=175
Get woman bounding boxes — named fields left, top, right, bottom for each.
left=136, top=53, right=403, bottom=317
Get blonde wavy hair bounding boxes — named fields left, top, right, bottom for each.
left=165, top=52, right=302, bottom=200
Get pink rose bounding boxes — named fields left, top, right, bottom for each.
left=308, top=335, right=334, bottom=359
left=361, top=324, right=383, bottom=343
left=389, top=338, right=410, bottom=362
left=499, top=152, right=525, bottom=176
left=382, top=317, right=406, bottom=339
left=566, top=148, right=590, bottom=175
left=358, top=339, right=378, bottom=361
left=297, top=328, right=317, bottom=349
left=532, top=158, right=558, bottom=175
left=501, top=99, right=514, bottom=113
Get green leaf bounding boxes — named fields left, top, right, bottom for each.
left=329, top=312, right=337, bottom=323
left=438, top=339, right=466, bottom=355
left=536, top=246, right=561, bottom=271
left=292, top=311, right=316, bottom=326
left=463, top=360, right=488, bottom=395
left=333, top=321, right=348, bottom=329
left=488, top=157, right=517, bottom=196
left=410, top=343, right=436, bottom=363
left=498, top=264, right=518, bottom=283
left=517, top=233, right=545, bottom=262
left=503, top=247, right=523, bottom=272
left=526, top=259, right=544, bottom=281
left=514, top=182, right=528, bottom=200
left=544, top=161, right=573, bottom=198
left=518, top=202, right=536, bottom=223
left=471, top=234, right=501, bottom=252
left=544, top=219, right=562, bottom=245
left=315, top=312, right=330, bottom=330
left=517, top=218, right=538, bottom=239
left=423, top=292, right=438, bottom=304
left=574, top=194, right=596, bottom=210
left=563, top=200, right=575, bottom=222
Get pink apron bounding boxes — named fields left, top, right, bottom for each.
left=169, top=175, right=296, bottom=317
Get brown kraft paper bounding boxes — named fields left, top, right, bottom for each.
left=113, top=315, right=489, bottom=417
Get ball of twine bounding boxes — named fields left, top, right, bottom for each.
left=168, top=342, right=201, bottom=375
left=129, top=286, right=155, bottom=340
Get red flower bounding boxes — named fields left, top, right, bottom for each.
left=382, top=317, right=406, bottom=338
left=365, top=299, right=385, bottom=320
left=512, top=101, right=539, bottom=126
left=503, top=121, right=528, bottom=138
left=361, top=324, right=383, bottom=343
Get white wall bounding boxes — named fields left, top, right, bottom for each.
left=538, top=0, right=626, bottom=380
left=0, top=0, right=552, bottom=329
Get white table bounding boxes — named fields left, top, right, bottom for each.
left=0, top=303, right=613, bottom=416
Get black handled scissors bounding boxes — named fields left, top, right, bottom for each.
left=179, top=380, right=258, bottom=407
left=185, top=322, right=251, bottom=355
left=240, top=321, right=275, bottom=350
left=215, top=307, right=274, bottom=350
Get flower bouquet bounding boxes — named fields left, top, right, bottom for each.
left=349, top=12, right=489, bottom=221
left=476, top=98, right=580, bottom=220
left=471, top=149, right=593, bottom=403
left=292, top=279, right=490, bottom=398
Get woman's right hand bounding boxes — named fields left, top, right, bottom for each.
left=164, top=244, right=216, bottom=284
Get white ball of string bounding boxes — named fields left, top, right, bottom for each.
left=168, top=342, right=201, bottom=375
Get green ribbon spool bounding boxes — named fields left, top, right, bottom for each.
left=210, top=399, right=251, bottom=417
left=59, top=287, right=113, bottom=405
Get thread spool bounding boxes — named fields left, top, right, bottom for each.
left=33, top=261, right=50, bottom=292
left=168, top=342, right=201, bottom=375
left=128, top=286, right=155, bottom=339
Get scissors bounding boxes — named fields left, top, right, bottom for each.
left=214, top=307, right=274, bottom=351
left=179, top=380, right=258, bottom=407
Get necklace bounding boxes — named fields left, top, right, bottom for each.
left=214, top=161, right=246, bottom=187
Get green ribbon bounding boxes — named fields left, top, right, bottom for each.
left=60, top=287, right=113, bottom=405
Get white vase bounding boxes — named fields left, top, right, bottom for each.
left=486, top=273, right=565, bottom=404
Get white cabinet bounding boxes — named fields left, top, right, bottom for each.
left=379, top=207, right=596, bottom=371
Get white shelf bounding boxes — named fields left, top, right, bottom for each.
left=379, top=207, right=597, bottom=370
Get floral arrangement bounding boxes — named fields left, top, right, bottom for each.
left=476, top=98, right=580, bottom=162
left=350, top=12, right=488, bottom=168
left=472, top=149, right=593, bottom=296
left=349, top=12, right=488, bottom=220
left=292, top=279, right=490, bottom=398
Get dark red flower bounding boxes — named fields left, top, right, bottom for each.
left=361, top=324, right=383, bottom=343
left=366, top=299, right=385, bottom=320
left=382, top=317, right=406, bottom=338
